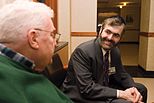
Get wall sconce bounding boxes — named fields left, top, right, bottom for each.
left=123, top=2, right=127, bottom=6
left=120, top=5, right=123, bottom=9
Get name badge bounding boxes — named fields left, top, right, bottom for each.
left=109, top=66, right=116, bottom=75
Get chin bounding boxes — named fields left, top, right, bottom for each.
left=102, top=45, right=112, bottom=50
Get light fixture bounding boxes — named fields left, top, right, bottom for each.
left=123, top=2, right=127, bottom=6
left=120, top=5, right=123, bottom=9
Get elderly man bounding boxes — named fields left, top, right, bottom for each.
left=0, top=1, right=72, bottom=103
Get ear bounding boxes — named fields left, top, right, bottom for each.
left=27, top=29, right=39, bottom=49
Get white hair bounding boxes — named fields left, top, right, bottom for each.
left=0, top=0, right=54, bottom=43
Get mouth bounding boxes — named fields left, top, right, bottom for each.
left=101, top=40, right=115, bottom=50
left=104, top=40, right=112, bottom=46
left=100, top=37, right=115, bottom=49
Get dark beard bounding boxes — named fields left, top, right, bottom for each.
left=99, top=36, right=119, bottom=49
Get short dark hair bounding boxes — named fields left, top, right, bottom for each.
left=102, top=15, right=126, bottom=28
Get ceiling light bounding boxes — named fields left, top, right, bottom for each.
left=123, top=2, right=127, bottom=6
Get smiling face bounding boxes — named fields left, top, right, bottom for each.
left=99, top=24, right=124, bottom=50
left=98, top=16, right=126, bottom=51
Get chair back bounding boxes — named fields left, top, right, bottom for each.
left=45, top=53, right=67, bottom=88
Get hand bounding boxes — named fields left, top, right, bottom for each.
left=118, top=87, right=143, bottom=103
left=131, top=87, right=143, bottom=103
left=118, top=88, right=136, bottom=102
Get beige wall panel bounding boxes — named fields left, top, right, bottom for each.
left=140, top=0, right=150, bottom=32
left=146, top=38, right=154, bottom=71
left=138, top=36, right=148, bottom=70
left=71, top=0, right=97, bottom=32
left=149, top=0, right=154, bottom=31
left=71, top=37, right=95, bottom=53
left=70, top=0, right=97, bottom=53
left=58, top=0, right=71, bottom=57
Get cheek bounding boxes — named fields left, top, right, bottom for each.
left=100, top=32, right=108, bottom=38
left=46, top=39, right=55, bottom=63
left=49, top=38, right=56, bottom=52
left=114, top=38, right=121, bottom=43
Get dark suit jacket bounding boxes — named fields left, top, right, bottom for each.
left=62, top=38, right=135, bottom=103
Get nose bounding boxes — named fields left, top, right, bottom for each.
left=107, top=34, right=114, bottom=40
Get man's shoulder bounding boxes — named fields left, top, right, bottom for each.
left=77, top=39, right=96, bottom=49
left=72, top=38, right=100, bottom=57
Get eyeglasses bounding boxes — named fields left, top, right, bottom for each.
left=34, top=28, right=61, bottom=42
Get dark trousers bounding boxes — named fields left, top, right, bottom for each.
left=135, top=83, right=147, bottom=103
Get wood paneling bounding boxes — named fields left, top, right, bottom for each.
left=140, top=32, right=154, bottom=37
left=71, top=32, right=97, bottom=37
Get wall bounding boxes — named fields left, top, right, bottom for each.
left=140, top=0, right=150, bottom=32
left=58, top=0, right=71, bottom=57
left=58, top=0, right=97, bottom=55
left=147, top=0, right=154, bottom=70
left=149, top=0, right=154, bottom=32
left=139, top=0, right=154, bottom=71
left=70, top=0, right=97, bottom=53
left=138, top=0, right=149, bottom=70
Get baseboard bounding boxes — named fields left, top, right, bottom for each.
left=124, top=65, right=154, bottom=78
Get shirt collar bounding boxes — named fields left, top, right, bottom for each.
left=101, top=48, right=110, bottom=56
left=0, top=43, right=35, bottom=70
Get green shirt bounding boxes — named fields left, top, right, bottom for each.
left=0, top=55, right=73, bottom=103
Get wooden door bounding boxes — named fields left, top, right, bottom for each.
left=33, top=0, right=58, bottom=33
